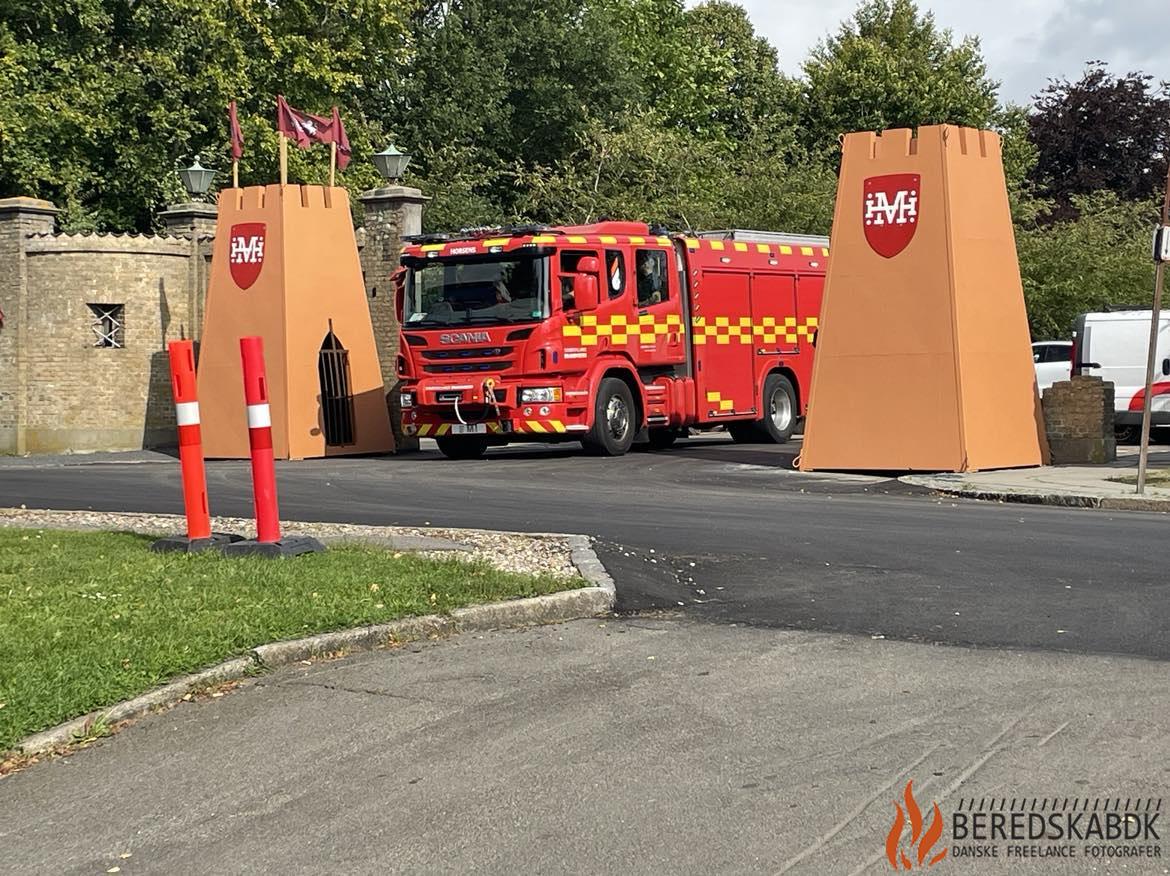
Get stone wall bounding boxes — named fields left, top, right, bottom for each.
left=358, top=186, right=425, bottom=450
left=0, top=188, right=419, bottom=455
left=0, top=199, right=67, bottom=455
left=1041, top=376, right=1117, bottom=464
left=21, top=233, right=200, bottom=452
left=0, top=197, right=215, bottom=454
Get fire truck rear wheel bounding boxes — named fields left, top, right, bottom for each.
left=763, top=374, right=797, bottom=442
left=435, top=436, right=488, bottom=460
left=730, top=374, right=797, bottom=444
left=583, top=377, right=636, bottom=456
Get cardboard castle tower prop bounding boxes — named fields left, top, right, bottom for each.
left=799, top=125, right=1047, bottom=472
left=197, top=185, right=394, bottom=459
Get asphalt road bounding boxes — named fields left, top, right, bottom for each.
left=5, top=620, right=1168, bottom=875
left=3, top=435, right=1168, bottom=660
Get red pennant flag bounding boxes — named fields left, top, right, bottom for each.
left=331, top=106, right=351, bottom=171
left=228, top=100, right=244, bottom=160
left=276, top=95, right=332, bottom=149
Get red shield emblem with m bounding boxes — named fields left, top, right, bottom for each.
left=863, top=174, right=920, bottom=259
left=229, top=222, right=266, bottom=290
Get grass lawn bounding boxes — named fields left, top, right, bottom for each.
left=0, top=528, right=577, bottom=753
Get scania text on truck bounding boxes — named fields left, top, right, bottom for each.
left=394, top=222, right=828, bottom=459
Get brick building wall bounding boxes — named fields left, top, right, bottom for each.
left=21, top=234, right=199, bottom=452
left=0, top=199, right=63, bottom=454
left=358, top=186, right=425, bottom=450
left=1041, top=376, right=1117, bottom=464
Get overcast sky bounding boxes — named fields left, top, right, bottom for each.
left=709, top=0, right=1170, bottom=106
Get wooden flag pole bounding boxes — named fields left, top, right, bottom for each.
left=278, top=133, right=288, bottom=186
left=329, top=141, right=337, bottom=187
left=232, top=159, right=239, bottom=189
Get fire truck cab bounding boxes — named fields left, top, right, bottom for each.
left=396, top=221, right=827, bottom=459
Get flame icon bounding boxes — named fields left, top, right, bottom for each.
left=886, top=780, right=948, bottom=870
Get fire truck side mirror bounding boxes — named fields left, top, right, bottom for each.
left=571, top=257, right=601, bottom=312
left=572, top=273, right=600, bottom=312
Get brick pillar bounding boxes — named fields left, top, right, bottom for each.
left=1041, top=376, right=1117, bottom=464
left=158, top=202, right=218, bottom=343
left=358, top=185, right=427, bottom=451
left=0, top=197, right=59, bottom=455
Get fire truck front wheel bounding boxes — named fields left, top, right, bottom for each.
left=435, top=436, right=489, bottom=460
left=582, top=377, right=636, bottom=456
left=730, top=373, right=797, bottom=444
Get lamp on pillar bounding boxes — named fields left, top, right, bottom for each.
left=168, top=157, right=217, bottom=344
left=179, top=156, right=216, bottom=201
left=359, top=147, right=425, bottom=453
left=372, top=145, right=411, bottom=183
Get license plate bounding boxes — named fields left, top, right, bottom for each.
left=451, top=424, right=487, bottom=435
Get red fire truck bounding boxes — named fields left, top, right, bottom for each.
left=395, top=221, right=828, bottom=459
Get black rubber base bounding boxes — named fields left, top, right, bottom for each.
left=219, top=536, right=326, bottom=558
left=151, top=532, right=243, bottom=554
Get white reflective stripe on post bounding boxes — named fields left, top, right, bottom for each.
left=174, top=401, right=201, bottom=426
left=247, top=403, right=272, bottom=429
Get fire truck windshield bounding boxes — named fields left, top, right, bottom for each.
left=404, top=253, right=549, bottom=327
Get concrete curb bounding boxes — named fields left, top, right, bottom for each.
left=15, top=535, right=615, bottom=757
left=900, top=476, right=1170, bottom=513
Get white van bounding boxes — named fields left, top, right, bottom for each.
left=1032, top=340, right=1073, bottom=391
left=1072, top=311, right=1170, bottom=435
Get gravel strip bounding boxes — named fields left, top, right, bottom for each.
left=0, top=507, right=578, bottom=579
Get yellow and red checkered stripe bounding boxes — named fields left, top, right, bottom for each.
left=683, top=239, right=829, bottom=257
left=414, top=423, right=507, bottom=437
left=416, top=233, right=675, bottom=256
left=411, top=421, right=566, bottom=436
left=563, top=313, right=683, bottom=346
left=705, top=391, right=735, bottom=412
left=562, top=315, right=818, bottom=346
left=515, top=420, right=567, bottom=434
left=691, top=316, right=818, bottom=345
left=409, top=235, right=828, bottom=258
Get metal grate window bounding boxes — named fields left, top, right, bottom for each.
left=88, top=303, right=124, bottom=348
left=318, top=329, right=355, bottom=446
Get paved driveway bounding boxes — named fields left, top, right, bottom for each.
left=3, top=619, right=1166, bottom=874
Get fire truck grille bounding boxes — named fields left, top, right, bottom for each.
left=421, top=346, right=513, bottom=360
left=424, top=361, right=514, bottom=374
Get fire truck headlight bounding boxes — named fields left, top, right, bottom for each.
left=400, top=392, right=415, bottom=409
left=520, top=387, right=562, bottom=403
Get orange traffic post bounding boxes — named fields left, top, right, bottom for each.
left=152, top=340, right=241, bottom=553
left=221, top=336, right=324, bottom=558
left=241, top=335, right=280, bottom=542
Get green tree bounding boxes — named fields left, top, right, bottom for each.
left=650, top=1, right=801, bottom=145
left=0, top=0, right=417, bottom=232
left=405, top=0, right=818, bottom=233
left=800, top=0, right=998, bottom=155
left=1015, top=192, right=1157, bottom=339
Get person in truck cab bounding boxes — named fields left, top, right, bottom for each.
left=636, top=250, right=665, bottom=305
